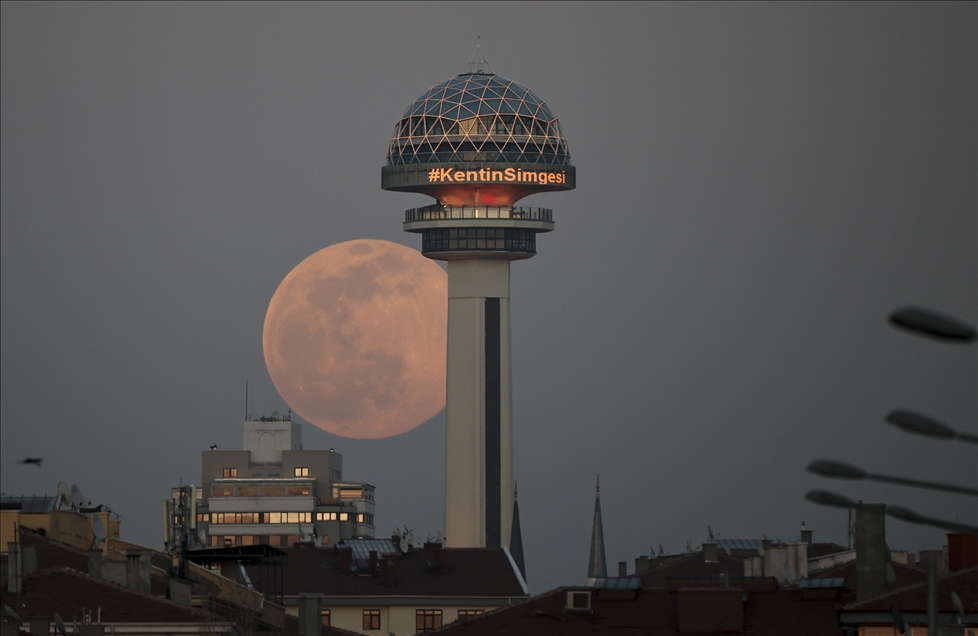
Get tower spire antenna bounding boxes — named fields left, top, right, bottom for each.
left=467, top=37, right=494, bottom=75
left=588, top=474, right=607, bottom=584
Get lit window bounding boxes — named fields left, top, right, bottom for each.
left=363, top=610, right=381, bottom=630
left=416, top=610, right=442, bottom=633
left=223, top=468, right=238, bottom=478
left=289, top=485, right=311, bottom=496
left=268, top=512, right=282, bottom=524
left=211, top=486, right=233, bottom=497
left=339, top=513, right=349, bottom=521
left=356, top=514, right=364, bottom=523
left=458, top=610, right=484, bottom=620
left=316, top=512, right=337, bottom=521
left=321, top=609, right=330, bottom=626
left=294, top=467, right=309, bottom=477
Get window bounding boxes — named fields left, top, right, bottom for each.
left=363, top=610, right=381, bottom=630
left=458, top=610, right=484, bottom=620
left=416, top=610, right=442, bottom=633
left=316, top=512, right=338, bottom=521
left=339, top=512, right=349, bottom=521
left=211, top=486, right=234, bottom=497
left=321, top=609, right=330, bottom=626
left=331, top=469, right=341, bottom=479
left=222, top=468, right=238, bottom=478
left=263, top=486, right=285, bottom=497
left=237, top=486, right=259, bottom=497
left=288, top=485, right=311, bottom=496
left=294, top=467, right=309, bottom=477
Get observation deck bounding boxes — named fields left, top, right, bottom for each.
left=403, top=204, right=553, bottom=260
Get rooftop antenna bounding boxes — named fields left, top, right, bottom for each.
left=245, top=380, right=249, bottom=421
left=467, top=37, right=494, bottom=75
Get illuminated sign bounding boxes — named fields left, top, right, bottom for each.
left=427, top=167, right=568, bottom=185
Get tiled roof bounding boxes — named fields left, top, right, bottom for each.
left=248, top=546, right=526, bottom=598
left=810, top=558, right=928, bottom=594
left=639, top=552, right=752, bottom=588
left=10, top=528, right=170, bottom=596
left=6, top=566, right=226, bottom=623
left=429, top=586, right=843, bottom=635
left=15, top=527, right=90, bottom=572
left=807, top=542, right=851, bottom=559
left=842, top=566, right=978, bottom=613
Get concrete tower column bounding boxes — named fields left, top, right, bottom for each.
left=382, top=68, right=575, bottom=551
left=445, top=259, right=514, bottom=548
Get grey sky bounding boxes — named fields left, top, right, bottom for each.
left=2, top=3, right=975, bottom=594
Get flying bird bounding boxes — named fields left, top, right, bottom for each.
left=209, top=444, right=218, bottom=451
left=20, top=457, right=42, bottom=467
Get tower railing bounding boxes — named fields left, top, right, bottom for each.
left=405, top=205, right=552, bottom=223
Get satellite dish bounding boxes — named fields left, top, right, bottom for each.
left=1, top=604, right=22, bottom=624
left=196, top=527, right=207, bottom=547
left=271, top=410, right=281, bottom=419
left=70, top=484, right=87, bottom=509
left=57, top=482, right=71, bottom=508
left=890, top=607, right=908, bottom=635
left=54, top=612, right=68, bottom=636
left=952, top=591, right=965, bottom=622
left=92, top=515, right=106, bottom=542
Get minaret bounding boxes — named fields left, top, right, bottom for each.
left=587, top=476, right=607, bottom=584
left=509, top=482, right=526, bottom=581
left=382, top=65, right=575, bottom=548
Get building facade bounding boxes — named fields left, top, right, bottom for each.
left=175, top=415, right=375, bottom=548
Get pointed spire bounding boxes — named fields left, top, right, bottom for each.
left=587, top=475, right=607, bottom=583
left=466, top=37, right=495, bottom=75
left=509, top=481, right=526, bottom=582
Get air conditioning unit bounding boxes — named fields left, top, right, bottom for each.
left=566, top=590, right=591, bottom=611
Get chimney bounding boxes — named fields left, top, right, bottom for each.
left=297, top=594, right=323, bottom=636
left=947, top=533, right=978, bottom=572
left=379, top=558, right=395, bottom=586
left=855, top=504, right=886, bottom=601
left=618, top=561, right=627, bottom=577
left=88, top=549, right=103, bottom=579
left=635, top=555, right=651, bottom=575
left=800, top=529, right=813, bottom=545
left=5, top=543, right=36, bottom=594
left=126, top=550, right=151, bottom=593
left=703, top=542, right=718, bottom=563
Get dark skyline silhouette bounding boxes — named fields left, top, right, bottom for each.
left=2, top=3, right=974, bottom=593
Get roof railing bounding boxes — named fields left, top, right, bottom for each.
left=405, top=205, right=552, bottom=223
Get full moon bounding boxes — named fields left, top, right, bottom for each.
left=263, top=239, right=447, bottom=439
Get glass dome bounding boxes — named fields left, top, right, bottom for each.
left=387, top=73, right=571, bottom=166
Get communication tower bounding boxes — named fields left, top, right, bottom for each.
left=382, top=66, right=575, bottom=548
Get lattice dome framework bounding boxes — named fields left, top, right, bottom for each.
left=387, top=72, right=571, bottom=166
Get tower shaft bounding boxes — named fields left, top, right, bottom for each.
left=445, top=259, right=513, bottom=548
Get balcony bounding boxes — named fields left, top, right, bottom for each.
left=405, top=205, right=552, bottom=223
